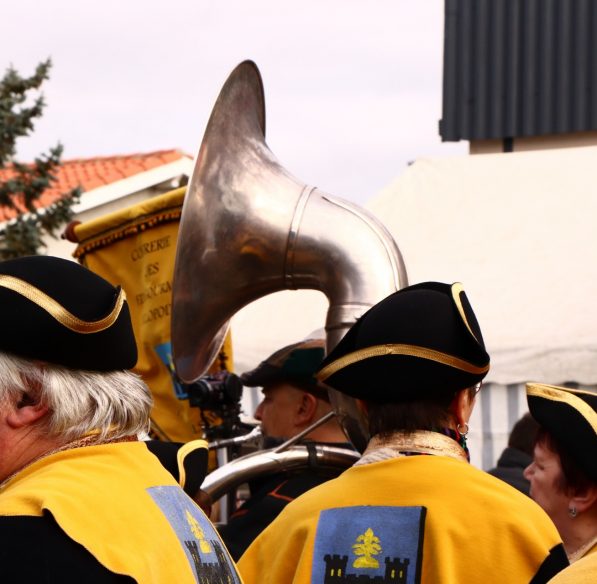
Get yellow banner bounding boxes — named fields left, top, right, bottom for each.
left=71, top=187, right=232, bottom=442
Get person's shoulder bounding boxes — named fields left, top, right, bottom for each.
left=0, top=514, right=135, bottom=583
left=549, top=552, right=597, bottom=583
left=463, top=462, right=531, bottom=499
left=278, top=464, right=347, bottom=498
left=253, top=469, right=344, bottom=529
left=463, top=463, right=561, bottom=530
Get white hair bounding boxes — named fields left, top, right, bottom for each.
left=0, top=352, right=153, bottom=441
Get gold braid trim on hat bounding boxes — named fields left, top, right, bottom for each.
left=451, top=282, right=478, bottom=341
left=316, top=343, right=489, bottom=381
left=526, top=383, right=597, bottom=433
left=0, top=275, right=126, bottom=334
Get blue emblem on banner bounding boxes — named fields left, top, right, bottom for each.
left=148, top=486, right=241, bottom=583
left=312, top=506, right=426, bottom=584
left=154, top=341, right=187, bottom=399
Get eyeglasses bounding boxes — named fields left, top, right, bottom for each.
left=473, top=382, right=482, bottom=395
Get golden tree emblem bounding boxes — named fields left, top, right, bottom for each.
left=185, top=510, right=212, bottom=553
left=352, top=527, right=382, bottom=569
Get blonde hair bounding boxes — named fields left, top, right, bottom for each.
left=0, top=352, right=152, bottom=441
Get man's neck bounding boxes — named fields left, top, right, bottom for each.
left=301, top=424, right=349, bottom=444
left=0, top=429, right=65, bottom=485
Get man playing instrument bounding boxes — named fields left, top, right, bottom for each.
left=218, top=339, right=353, bottom=560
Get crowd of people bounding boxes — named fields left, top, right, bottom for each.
left=0, top=255, right=594, bottom=583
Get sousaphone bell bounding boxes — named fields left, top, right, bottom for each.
left=171, top=60, right=408, bottom=452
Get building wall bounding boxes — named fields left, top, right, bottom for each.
left=441, top=0, right=597, bottom=143
left=470, top=130, right=597, bottom=154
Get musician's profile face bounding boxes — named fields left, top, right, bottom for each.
left=254, top=382, right=306, bottom=439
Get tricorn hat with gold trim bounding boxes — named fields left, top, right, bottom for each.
left=316, top=282, right=490, bottom=402
left=0, top=255, right=137, bottom=371
left=526, top=383, right=597, bottom=481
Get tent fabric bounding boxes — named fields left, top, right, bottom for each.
left=228, top=146, right=597, bottom=469
left=232, top=147, right=597, bottom=386
left=367, top=146, right=597, bottom=386
left=231, top=290, right=327, bottom=377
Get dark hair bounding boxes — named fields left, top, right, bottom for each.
left=508, top=413, right=540, bottom=456
left=365, top=387, right=476, bottom=437
left=536, top=428, right=596, bottom=494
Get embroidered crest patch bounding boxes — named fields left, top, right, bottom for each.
left=148, top=486, right=241, bottom=583
left=311, top=506, right=426, bottom=584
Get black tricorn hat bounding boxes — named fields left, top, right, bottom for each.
left=316, top=282, right=490, bottom=402
left=0, top=255, right=137, bottom=371
left=526, top=383, right=597, bottom=482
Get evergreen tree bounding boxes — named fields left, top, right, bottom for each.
left=0, top=59, right=80, bottom=258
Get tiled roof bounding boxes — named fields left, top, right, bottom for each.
left=0, top=149, right=190, bottom=221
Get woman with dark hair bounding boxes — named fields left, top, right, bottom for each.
left=524, top=383, right=597, bottom=583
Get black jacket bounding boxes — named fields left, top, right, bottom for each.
left=218, top=441, right=355, bottom=561
left=487, top=446, right=532, bottom=496
left=0, top=514, right=134, bottom=583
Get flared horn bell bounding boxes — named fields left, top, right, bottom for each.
left=172, top=60, right=408, bottom=397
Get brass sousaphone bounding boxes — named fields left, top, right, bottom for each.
left=171, top=61, right=408, bottom=502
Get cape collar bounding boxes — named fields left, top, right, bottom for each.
left=355, top=429, right=469, bottom=466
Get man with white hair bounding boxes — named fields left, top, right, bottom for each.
left=0, top=255, right=241, bottom=583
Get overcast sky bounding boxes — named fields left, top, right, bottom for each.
left=2, top=0, right=465, bottom=205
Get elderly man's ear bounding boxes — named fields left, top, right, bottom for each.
left=296, top=392, right=318, bottom=425
left=7, top=393, right=48, bottom=429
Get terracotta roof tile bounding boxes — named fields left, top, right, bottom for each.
left=0, top=149, right=190, bottom=222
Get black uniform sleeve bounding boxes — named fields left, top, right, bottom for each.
left=0, top=514, right=135, bottom=584
left=529, top=543, right=569, bottom=584
left=144, top=439, right=208, bottom=497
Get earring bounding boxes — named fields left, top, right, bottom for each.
left=456, top=422, right=470, bottom=452
left=568, top=506, right=578, bottom=518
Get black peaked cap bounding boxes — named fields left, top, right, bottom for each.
left=316, top=282, right=490, bottom=402
left=241, top=339, right=327, bottom=398
left=0, top=255, right=137, bottom=371
left=527, top=383, right=597, bottom=482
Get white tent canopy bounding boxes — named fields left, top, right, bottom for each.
left=231, top=290, right=328, bottom=377
left=367, top=145, right=597, bottom=386
left=229, top=146, right=597, bottom=468
left=232, top=145, right=597, bottom=386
